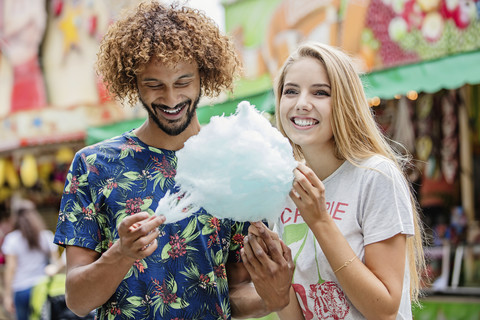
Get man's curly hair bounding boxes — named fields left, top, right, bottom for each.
left=96, top=1, right=241, bottom=106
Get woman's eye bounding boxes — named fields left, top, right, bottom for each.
left=283, top=88, right=297, bottom=95
left=315, top=90, right=330, bottom=96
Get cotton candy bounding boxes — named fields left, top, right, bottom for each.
left=155, top=101, right=297, bottom=223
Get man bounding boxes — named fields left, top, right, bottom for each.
left=54, top=1, right=293, bottom=319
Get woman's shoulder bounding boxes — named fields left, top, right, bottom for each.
left=359, top=155, right=399, bottom=171
left=2, top=230, right=23, bottom=251
left=359, top=154, right=391, bottom=166
left=355, top=155, right=405, bottom=182
left=41, top=229, right=55, bottom=240
left=4, top=229, right=22, bottom=241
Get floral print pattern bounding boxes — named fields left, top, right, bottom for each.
left=54, top=131, right=248, bottom=319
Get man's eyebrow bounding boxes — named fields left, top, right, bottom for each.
left=177, top=73, right=195, bottom=80
left=142, top=73, right=195, bottom=82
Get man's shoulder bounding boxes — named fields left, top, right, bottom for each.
left=84, top=132, right=130, bottom=151
left=77, top=131, right=146, bottom=159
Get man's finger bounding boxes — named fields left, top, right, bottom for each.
left=123, top=212, right=150, bottom=230
left=252, top=223, right=284, bottom=260
left=243, top=235, right=264, bottom=270
left=247, top=234, right=275, bottom=268
left=280, top=240, right=294, bottom=270
left=130, top=215, right=164, bottom=236
left=240, top=248, right=255, bottom=274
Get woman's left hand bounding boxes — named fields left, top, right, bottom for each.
left=290, top=162, right=329, bottom=227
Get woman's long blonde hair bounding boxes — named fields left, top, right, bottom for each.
left=274, top=42, right=426, bottom=302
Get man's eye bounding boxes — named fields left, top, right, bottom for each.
left=176, top=81, right=191, bottom=87
left=145, top=83, right=161, bottom=88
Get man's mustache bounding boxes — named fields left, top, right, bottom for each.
left=151, top=99, right=191, bottom=110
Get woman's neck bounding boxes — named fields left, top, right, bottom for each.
left=302, top=144, right=345, bottom=181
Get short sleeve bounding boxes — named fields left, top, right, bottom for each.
left=54, top=150, right=103, bottom=252
left=360, top=160, right=415, bottom=246
left=2, top=232, right=19, bottom=255
left=42, top=230, right=57, bottom=252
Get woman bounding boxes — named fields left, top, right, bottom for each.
left=2, top=199, right=58, bottom=320
left=242, top=42, right=426, bottom=319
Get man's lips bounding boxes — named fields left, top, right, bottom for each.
left=155, top=101, right=189, bottom=118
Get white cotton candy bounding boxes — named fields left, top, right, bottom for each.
left=155, top=101, right=297, bottom=223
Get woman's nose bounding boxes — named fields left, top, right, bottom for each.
left=295, top=94, right=311, bottom=111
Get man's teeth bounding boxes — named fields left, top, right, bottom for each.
left=163, top=106, right=182, bottom=114
left=294, top=118, right=317, bottom=126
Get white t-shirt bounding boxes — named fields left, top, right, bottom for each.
left=277, top=155, right=415, bottom=319
left=2, top=229, right=56, bottom=291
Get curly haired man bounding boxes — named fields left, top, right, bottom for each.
left=53, top=1, right=293, bottom=319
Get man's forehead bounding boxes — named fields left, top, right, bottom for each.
left=139, top=58, right=199, bottom=79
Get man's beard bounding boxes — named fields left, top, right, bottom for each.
left=140, top=94, right=200, bottom=136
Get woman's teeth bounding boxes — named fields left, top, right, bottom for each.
left=294, top=118, right=317, bottom=126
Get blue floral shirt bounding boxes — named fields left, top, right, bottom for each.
left=54, top=131, right=249, bottom=319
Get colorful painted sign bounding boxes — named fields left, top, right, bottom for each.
left=225, top=0, right=480, bottom=96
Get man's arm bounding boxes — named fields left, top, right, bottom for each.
left=228, top=223, right=294, bottom=319
left=64, top=212, right=164, bottom=316
left=277, top=287, right=305, bottom=320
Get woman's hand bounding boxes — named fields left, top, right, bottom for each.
left=3, top=294, right=14, bottom=315
left=290, top=162, right=329, bottom=227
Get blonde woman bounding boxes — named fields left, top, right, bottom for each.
left=241, top=42, right=426, bottom=319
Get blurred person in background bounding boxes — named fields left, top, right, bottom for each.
left=2, top=198, right=59, bottom=320
left=0, top=203, right=14, bottom=319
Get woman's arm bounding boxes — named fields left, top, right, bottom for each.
left=310, top=218, right=406, bottom=319
left=3, top=254, right=17, bottom=315
left=292, top=163, right=406, bottom=320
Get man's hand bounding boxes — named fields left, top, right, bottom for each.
left=116, top=212, right=165, bottom=261
left=240, top=222, right=294, bottom=312
left=64, top=212, right=165, bottom=316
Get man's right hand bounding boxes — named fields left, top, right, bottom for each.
left=116, top=212, right=165, bottom=261
left=64, top=212, right=165, bottom=316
